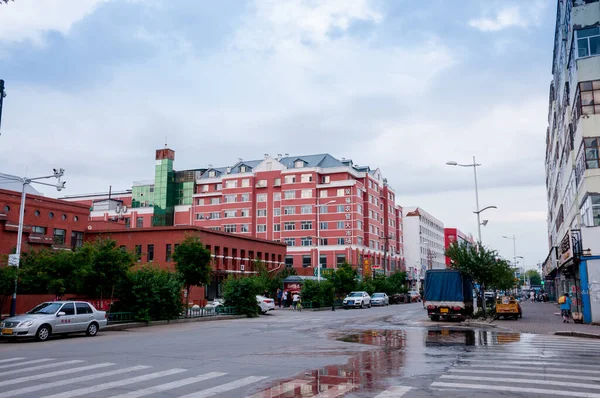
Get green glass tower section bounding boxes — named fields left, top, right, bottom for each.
left=131, top=184, right=154, bottom=208
left=152, top=148, right=176, bottom=227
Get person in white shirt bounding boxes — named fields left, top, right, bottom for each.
left=292, top=293, right=300, bottom=311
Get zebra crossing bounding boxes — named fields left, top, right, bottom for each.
left=0, top=357, right=268, bottom=398
left=429, top=334, right=600, bottom=397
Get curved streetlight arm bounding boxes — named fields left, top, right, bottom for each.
left=474, top=205, right=497, bottom=214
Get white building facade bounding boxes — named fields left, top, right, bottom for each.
left=403, top=207, right=445, bottom=287
left=544, top=0, right=600, bottom=324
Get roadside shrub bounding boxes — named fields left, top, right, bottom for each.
left=301, top=280, right=335, bottom=308
left=116, top=266, right=184, bottom=322
left=223, top=275, right=264, bottom=317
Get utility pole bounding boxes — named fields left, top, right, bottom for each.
left=0, top=79, right=6, bottom=135
left=382, top=234, right=391, bottom=276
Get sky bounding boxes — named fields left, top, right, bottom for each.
left=0, top=0, right=555, bottom=270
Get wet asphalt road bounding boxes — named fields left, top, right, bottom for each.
left=1, top=303, right=599, bottom=397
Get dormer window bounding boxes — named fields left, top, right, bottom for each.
left=240, top=166, right=247, bottom=173
left=295, top=160, right=304, bottom=168
left=208, top=170, right=216, bottom=178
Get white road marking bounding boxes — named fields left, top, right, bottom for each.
left=0, top=358, right=25, bottom=364
left=0, top=358, right=53, bottom=369
left=41, top=368, right=188, bottom=398
left=246, top=379, right=310, bottom=398
left=0, top=363, right=115, bottom=387
left=459, top=358, right=600, bottom=367
left=451, top=363, right=600, bottom=375
left=431, top=381, right=600, bottom=397
left=441, top=375, right=600, bottom=390
left=108, top=372, right=227, bottom=398
left=449, top=368, right=600, bottom=381
left=315, top=382, right=358, bottom=398
left=0, top=365, right=151, bottom=398
left=374, top=385, right=412, bottom=397
left=178, top=376, right=269, bottom=398
left=0, top=360, right=84, bottom=377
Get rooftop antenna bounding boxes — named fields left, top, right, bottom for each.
left=165, top=136, right=168, bottom=149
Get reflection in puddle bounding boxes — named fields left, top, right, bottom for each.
left=250, top=329, right=521, bottom=397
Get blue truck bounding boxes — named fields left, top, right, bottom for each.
left=424, top=269, right=474, bottom=321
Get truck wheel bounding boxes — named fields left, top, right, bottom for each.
left=430, top=315, right=440, bottom=321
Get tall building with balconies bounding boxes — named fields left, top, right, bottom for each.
left=544, top=0, right=600, bottom=323
left=65, top=149, right=405, bottom=275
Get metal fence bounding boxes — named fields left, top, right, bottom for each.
left=107, top=307, right=238, bottom=324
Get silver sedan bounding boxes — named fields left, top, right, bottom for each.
left=0, top=301, right=107, bottom=342
left=371, top=293, right=390, bottom=306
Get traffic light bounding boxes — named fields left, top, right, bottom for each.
left=541, top=280, right=545, bottom=285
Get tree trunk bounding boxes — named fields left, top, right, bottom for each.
left=481, top=284, right=486, bottom=317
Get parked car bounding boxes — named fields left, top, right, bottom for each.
left=343, top=291, right=371, bottom=309
left=256, top=295, right=275, bottom=314
left=371, top=293, right=389, bottom=306
left=408, top=291, right=422, bottom=302
left=0, top=301, right=107, bottom=342
left=205, top=299, right=224, bottom=311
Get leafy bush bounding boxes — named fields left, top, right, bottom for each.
left=222, top=275, right=264, bottom=317
left=301, top=280, right=335, bottom=307
left=116, top=266, right=184, bottom=322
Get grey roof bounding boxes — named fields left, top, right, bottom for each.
left=199, top=153, right=359, bottom=179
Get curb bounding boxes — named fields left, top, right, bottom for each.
left=554, top=331, right=600, bottom=339
left=104, top=315, right=246, bottom=331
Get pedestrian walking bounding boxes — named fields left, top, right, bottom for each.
left=292, top=292, right=300, bottom=311
left=282, top=290, right=288, bottom=308
left=530, top=291, right=535, bottom=303
left=276, top=288, right=282, bottom=308
left=559, top=292, right=572, bottom=323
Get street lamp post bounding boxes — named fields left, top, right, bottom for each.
left=503, top=235, right=517, bottom=269
left=316, top=199, right=336, bottom=282
left=1, top=170, right=66, bottom=317
left=446, top=157, right=497, bottom=243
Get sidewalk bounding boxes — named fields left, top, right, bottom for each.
left=492, top=300, right=600, bottom=337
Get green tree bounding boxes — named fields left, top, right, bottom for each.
left=300, top=279, right=335, bottom=307
left=324, top=263, right=357, bottom=298
left=0, top=266, right=17, bottom=313
left=79, top=238, right=135, bottom=302
left=524, top=269, right=542, bottom=286
left=222, top=275, right=264, bottom=317
left=173, top=236, right=212, bottom=313
left=116, top=266, right=184, bottom=322
left=446, top=241, right=513, bottom=316
left=387, top=271, right=408, bottom=294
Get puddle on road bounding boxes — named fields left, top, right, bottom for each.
left=249, top=328, right=521, bottom=397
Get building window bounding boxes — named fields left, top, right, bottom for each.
left=147, top=244, right=154, bottom=262
left=336, top=205, right=344, bottom=213
left=581, top=194, right=600, bottom=226
left=125, top=218, right=131, bottom=228
left=301, top=237, right=312, bottom=246
left=209, top=212, right=221, bottom=219
left=239, top=208, right=248, bottom=217
left=319, top=238, right=328, bottom=245
left=283, top=206, right=295, bottom=215
left=257, top=209, right=267, bottom=217
left=197, top=199, right=204, bottom=206
left=585, top=137, right=600, bottom=169
left=301, top=205, right=312, bottom=214
left=284, top=190, right=295, bottom=199
left=320, top=190, right=327, bottom=198
left=210, top=197, right=221, bottom=205
left=295, top=160, right=304, bottom=168
left=274, top=192, right=281, bottom=201
left=32, top=226, right=46, bottom=234
left=257, top=179, right=267, bottom=187
left=302, top=255, right=311, bottom=267
left=241, top=179, right=250, bottom=187
left=357, top=237, right=363, bottom=246
left=257, top=224, right=266, bottom=232
left=285, top=255, right=294, bottom=267
left=284, top=222, right=296, bottom=231
left=274, top=224, right=281, bottom=232
left=53, top=229, right=66, bottom=245
left=257, top=194, right=267, bottom=202
left=301, top=189, right=312, bottom=199
left=337, top=238, right=345, bottom=245
left=337, top=221, right=344, bottom=229
left=135, top=245, right=142, bottom=261
left=357, top=220, right=363, bottom=230
left=241, top=193, right=250, bottom=202
left=48, top=211, right=54, bottom=219
left=240, top=166, right=248, bottom=173
left=579, top=80, right=600, bottom=115
left=319, top=222, right=328, bottom=230
left=196, top=213, right=204, bottom=220
left=135, top=217, right=143, bottom=228
left=337, top=188, right=345, bottom=197
left=71, top=231, right=83, bottom=249
left=301, top=221, right=313, bottom=230
left=284, top=238, right=296, bottom=246
left=224, top=194, right=236, bottom=203
left=319, top=255, right=327, bottom=268
left=224, top=224, right=237, bottom=233
left=225, top=180, right=238, bottom=189
left=166, top=244, right=172, bottom=262
left=301, top=174, right=313, bottom=182
left=62, top=214, right=67, bottom=221
left=34, top=209, right=40, bottom=216
left=274, top=208, right=281, bottom=216
left=577, top=27, right=600, bottom=58
left=224, top=210, right=236, bottom=218
left=336, top=254, right=346, bottom=266
left=208, top=170, right=216, bottom=177
left=319, top=205, right=328, bottom=214
left=274, top=177, right=281, bottom=186
left=201, top=185, right=209, bottom=193
left=284, top=175, right=296, bottom=184
left=321, top=176, right=330, bottom=184
left=241, top=224, right=249, bottom=232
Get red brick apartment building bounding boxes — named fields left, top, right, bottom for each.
left=63, top=148, right=405, bottom=274
left=444, top=228, right=475, bottom=267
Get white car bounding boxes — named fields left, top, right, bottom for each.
left=343, top=291, right=371, bottom=309
left=371, top=293, right=389, bottom=306
left=256, top=295, right=275, bottom=314
left=205, top=299, right=224, bottom=311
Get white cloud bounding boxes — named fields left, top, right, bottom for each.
left=0, top=0, right=107, bottom=44
left=468, top=1, right=547, bottom=32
